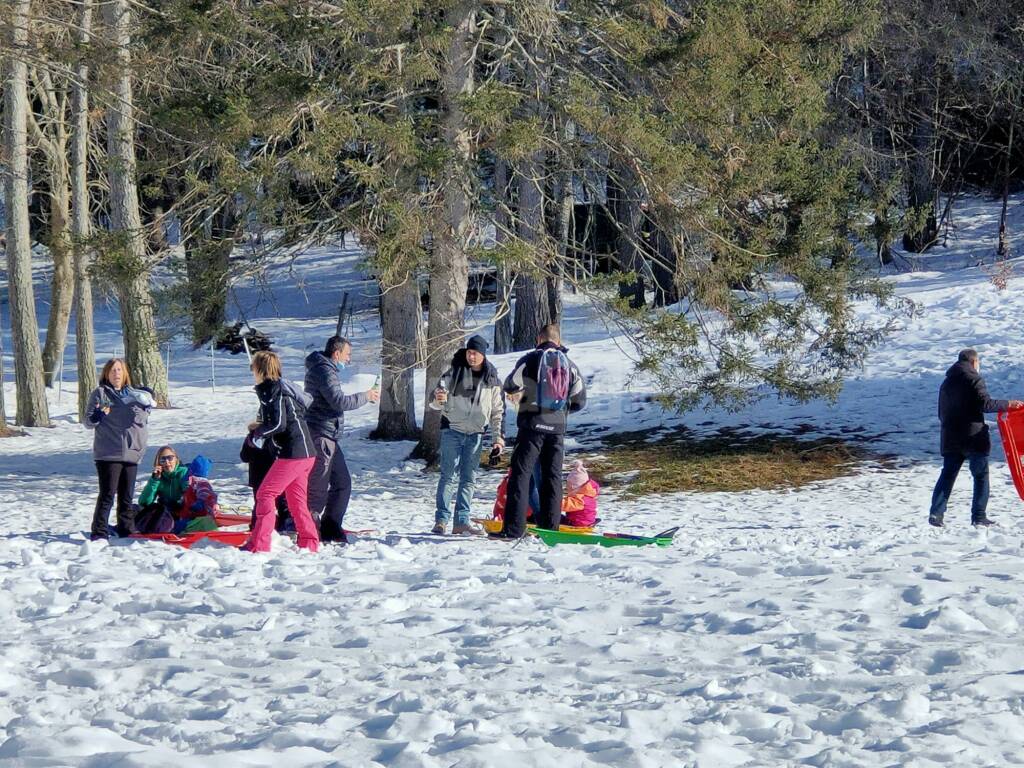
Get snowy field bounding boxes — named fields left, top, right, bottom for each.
left=3, top=201, right=1024, bottom=766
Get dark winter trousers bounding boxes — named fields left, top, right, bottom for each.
left=930, top=451, right=990, bottom=522
left=91, top=461, right=139, bottom=539
left=307, top=435, right=353, bottom=542
left=503, top=429, right=565, bottom=538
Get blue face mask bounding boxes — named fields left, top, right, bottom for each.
left=335, top=361, right=347, bottom=372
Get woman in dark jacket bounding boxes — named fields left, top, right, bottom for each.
left=84, top=358, right=155, bottom=539
left=243, top=351, right=319, bottom=553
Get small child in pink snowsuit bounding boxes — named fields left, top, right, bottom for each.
left=561, top=460, right=599, bottom=527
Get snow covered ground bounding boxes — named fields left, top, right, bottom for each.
left=3, top=201, right=1024, bottom=765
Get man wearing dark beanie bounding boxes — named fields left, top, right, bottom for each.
left=428, top=334, right=505, bottom=535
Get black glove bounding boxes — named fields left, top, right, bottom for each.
left=89, top=407, right=106, bottom=424
left=488, top=445, right=503, bottom=467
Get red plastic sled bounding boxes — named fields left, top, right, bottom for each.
left=998, top=409, right=1024, bottom=500
left=131, top=530, right=250, bottom=549
left=214, top=512, right=251, bottom=527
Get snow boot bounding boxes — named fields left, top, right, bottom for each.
left=928, top=514, right=944, bottom=528
left=431, top=522, right=447, bottom=535
left=972, top=515, right=996, bottom=527
left=452, top=523, right=484, bottom=536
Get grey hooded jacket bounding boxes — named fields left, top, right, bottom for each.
left=84, top=384, right=155, bottom=464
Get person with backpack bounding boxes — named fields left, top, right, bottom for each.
left=304, top=336, right=380, bottom=544
left=496, top=324, right=587, bottom=539
left=84, top=358, right=155, bottom=539
left=428, top=334, right=505, bottom=535
left=244, top=351, right=319, bottom=553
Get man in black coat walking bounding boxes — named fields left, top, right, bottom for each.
left=929, top=348, right=1023, bottom=527
left=304, top=336, right=380, bottom=543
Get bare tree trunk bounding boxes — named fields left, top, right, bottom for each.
left=102, top=0, right=168, bottom=404
left=511, top=16, right=554, bottom=350
left=30, top=66, right=75, bottom=388
left=72, top=0, right=97, bottom=421
left=3, top=0, right=50, bottom=427
left=493, top=158, right=513, bottom=354
left=512, top=160, right=551, bottom=350
left=372, top=277, right=421, bottom=441
left=413, top=2, right=475, bottom=465
left=650, top=225, right=679, bottom=307
left=902, top=87, right=939, bottom=253
left=610, top=171, right=646, bottom=308
left=546, top=113, right=576, bottom=325
left=998, top=119, right=1015, bottom=258
left=41, top=164, right=73, bottom=388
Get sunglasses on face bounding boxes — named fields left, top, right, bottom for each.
left=158, top=455, right=177, bottom=464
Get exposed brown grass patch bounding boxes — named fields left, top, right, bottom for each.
left=578, top=428, right=886, bottom=497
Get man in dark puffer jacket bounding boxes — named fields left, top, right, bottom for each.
left=929, top=348, right=1023, bottom=528
left=304, top=336, right=380, bottom=543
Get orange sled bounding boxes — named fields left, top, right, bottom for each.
left=998, top=409, right=1024, bottom=500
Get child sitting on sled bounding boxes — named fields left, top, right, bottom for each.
left=561, top=460, right=600, bottom=528
left=135, top=448, right=219, bottom=534
left=491, top=460, right=598, bottom=528
left=177, top=456, right=219, bottom=533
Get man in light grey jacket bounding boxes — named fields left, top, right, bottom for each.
left=429, top=335, right=504, bottom=535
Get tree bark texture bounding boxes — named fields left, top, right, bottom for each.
left=493, top=159, right=513, bottom=354
left=611, top=172, right=646, bottom=308
left=414, top=2, right=475, bottom=465
left=72, top=0, right=97, bottom=420
left=3, top=0, right=51, bottom=426
left=41, top=152, right=73, bottom=388
left=102, top=0, right=168, bottom=404
left=373, top=277, right=421, bottom=441
left=901, top=87, right=939, bottom=253
left=512, top=160, right=551, bottom=350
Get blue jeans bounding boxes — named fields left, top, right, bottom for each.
left=436, top=429, right=484, bottom=525
left=929, top=452, right=990, bottom=521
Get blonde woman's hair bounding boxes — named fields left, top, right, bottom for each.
left=153, top=445, right=177, bottom=469
left=100, top=358, right=132, bottom=388
left=250, top=350, right=282, bottom=381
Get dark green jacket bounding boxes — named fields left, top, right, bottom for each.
left=138, top=464, right=188, bottom=509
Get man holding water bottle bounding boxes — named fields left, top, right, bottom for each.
left=429, top=334, right=505, bottom=535
left=304, top=336, right=380, bottom=543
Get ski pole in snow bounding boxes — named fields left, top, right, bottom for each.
left=242, top=334, right=252, bottom=364
left=210, top=340, right=216, bottom=393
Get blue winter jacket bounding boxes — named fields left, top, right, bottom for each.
left=304, top=351, right=368, bottom=440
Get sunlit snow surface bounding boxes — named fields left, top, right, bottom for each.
left=3, top=203, right=1024, bottom=766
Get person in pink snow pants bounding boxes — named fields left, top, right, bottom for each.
left=245, top=351, right=319, bottom=553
